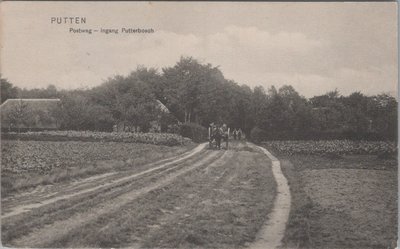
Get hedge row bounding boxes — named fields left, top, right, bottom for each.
left=179, top=123, right=208, bottom=143
left=250, top=127, right=397, bottom=143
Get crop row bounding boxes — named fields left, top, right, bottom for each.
left=262, top=140, right=397, bottom=156
left=2, top=131, right=192, bottom=146
left=1, top=140, right=186, bottom=174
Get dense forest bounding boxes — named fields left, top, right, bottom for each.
left=1, top=56, right=397, bottom=141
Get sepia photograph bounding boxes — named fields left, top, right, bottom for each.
left=0, top=1, right=398, bottom=249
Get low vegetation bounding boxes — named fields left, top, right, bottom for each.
left=1, top=140, right=194, bottom=197
left=179, top=122, right=209, bottom=142
left=2, top=130, right=192, bottom=146
left=263, top=140, right=396, bottom=156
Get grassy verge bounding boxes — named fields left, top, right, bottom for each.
left=1, top=140, right=195, bottom=197
left=278, top=153, right=397, bottom=249
left=279, top=159, right=314, bottom=248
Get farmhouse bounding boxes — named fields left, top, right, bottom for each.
left=113, top=99, right=177, bottom=133
left=150, top=100, right=177, bottom=132
left=0, top=99, right=61, bottom=132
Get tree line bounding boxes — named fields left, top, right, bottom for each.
left=1, top=56, right=397, bottom=140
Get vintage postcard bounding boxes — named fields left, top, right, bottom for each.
left=0, top=2, right=397, bottom=248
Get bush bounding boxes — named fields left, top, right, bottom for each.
left=179, top=123, right=208, bottom=143
left=167, top=124, right=180, bottom=134
left=250, top=127, right=266, bottom=144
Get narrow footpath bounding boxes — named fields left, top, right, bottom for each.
left=247, top=142, right=291, bottom=249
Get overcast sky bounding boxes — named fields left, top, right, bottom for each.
left=1, top=2, right=397, bottom=97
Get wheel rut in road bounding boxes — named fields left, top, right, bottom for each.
left=247, top=142, right=291, bottom=249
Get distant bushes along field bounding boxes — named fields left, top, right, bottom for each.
left=263, top=140, right=397, bottom=156
left=2, top=131, right=192, bottom=146
left=250, top=127, right=266, bottom=144
left=250, top=126, right=397, bottom=143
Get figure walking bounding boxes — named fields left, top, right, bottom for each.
left=214, top=125, right=223, bottom=149
left=233, top=129, right=237, bottom=140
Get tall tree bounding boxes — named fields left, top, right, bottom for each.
left=1, top=77, right=19, bottom=103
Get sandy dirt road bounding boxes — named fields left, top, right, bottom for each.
left=2, top=141, right=287, bottom=248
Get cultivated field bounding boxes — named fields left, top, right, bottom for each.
left=263, top=140, right=397, bottom=156
left=1, top=139, right=195, bottom=197
left=263, top=141, right=398, bottom=249
left=1, top=140, right=276, bottom=248
left=2, top=130, right=192, bottom=146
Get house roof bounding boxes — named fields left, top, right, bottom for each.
left=156, top=100, right=170, bottom=113
left=1, top=98, right=61, bottom=114
left=1, top=99, right=61, bottom=129
left=1, top=98, right=61, bottom=108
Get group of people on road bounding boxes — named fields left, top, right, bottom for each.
left=209, top=123, right=244, bottom=150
